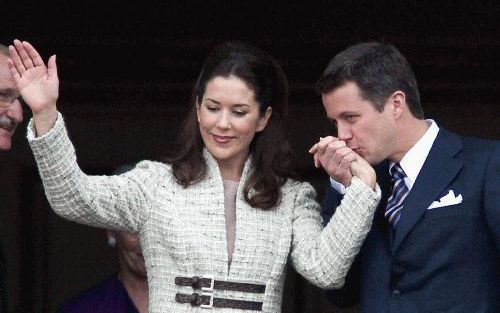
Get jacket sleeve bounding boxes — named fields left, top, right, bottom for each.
left=322, top=183, right=362, bottom=307
left=27, top=113, right=155, bottom=232
left=290, top=177, right=380, bottom=289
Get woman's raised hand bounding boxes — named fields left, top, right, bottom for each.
left=8, top=39, right=59, bottom=135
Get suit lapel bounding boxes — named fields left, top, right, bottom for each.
left=392, top=129, right=464, bottom=253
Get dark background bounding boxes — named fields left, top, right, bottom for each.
left=1, top=1, right=499, bottom=312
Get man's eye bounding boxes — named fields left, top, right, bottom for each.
left=0, top=92, right=19, bottom=103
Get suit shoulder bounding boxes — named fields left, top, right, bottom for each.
left=458, top=135, right=499, bottom=164
left=460, top=135, right=499, bottom=152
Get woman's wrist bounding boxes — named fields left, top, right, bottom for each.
left=33, top=107, right=58, bottom=136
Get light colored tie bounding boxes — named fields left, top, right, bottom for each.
left=385, top=163, right=409, bottom=230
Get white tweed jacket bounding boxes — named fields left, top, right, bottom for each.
left=28, top=114, right=381, bottom=313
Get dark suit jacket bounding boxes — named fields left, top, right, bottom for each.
left=323, top=128, right=499, bottom=313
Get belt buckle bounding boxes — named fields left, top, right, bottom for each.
left=202, top=275, right=215, bottom=292
left=200, top=292, right=214, bottom=309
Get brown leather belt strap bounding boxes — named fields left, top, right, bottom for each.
left=175, top=293, right=263, bottom=311
left=175, top=276, right=266, bottom=293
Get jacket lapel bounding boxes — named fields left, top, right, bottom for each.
left=392, top=128, right=463, bottom=253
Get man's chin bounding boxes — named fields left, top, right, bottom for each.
left=363, top=154, right=382, bottom=166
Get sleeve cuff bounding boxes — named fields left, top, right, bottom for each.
left=330, top=177, right=347, bottom=195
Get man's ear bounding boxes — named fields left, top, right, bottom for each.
left=390, top=91, right=406, bottom=118
left=257, top=106, right=272, bottom=132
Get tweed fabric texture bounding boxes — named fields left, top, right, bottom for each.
left=27, top=113, right=381, bottom=313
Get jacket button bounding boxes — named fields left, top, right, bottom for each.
left=392, top=289, right=401, bottom=299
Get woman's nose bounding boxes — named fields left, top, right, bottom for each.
left=216, top=111, right=230, bottom=129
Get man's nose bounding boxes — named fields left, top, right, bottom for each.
left=337, top=123, right=352, bottom=141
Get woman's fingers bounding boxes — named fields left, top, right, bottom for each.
left=23, top=41, right=46, bottom=67
left=349, top=151, right=376, bottom=189
left=339, top=151, right=355, bottom=170
left=330, top=145, right=349, bottom=162
left=308, top=142, right=319, bottom=154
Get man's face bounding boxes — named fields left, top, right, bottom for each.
left=0, top=54, right=23, bottom=151
left=322, top=81, right=396, bottom=165
left=113, top=231, right=146, bottom=279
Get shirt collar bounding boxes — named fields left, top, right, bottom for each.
left=390, top=119, right=439, bottom=189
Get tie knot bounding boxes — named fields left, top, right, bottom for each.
left=390, top=163, right=406, bottom=181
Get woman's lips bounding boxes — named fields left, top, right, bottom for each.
left=212, top=134, right=234, bottom=144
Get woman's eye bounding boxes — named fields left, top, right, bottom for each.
left=233, top=111, right=247, bottom=116
left=206, top=106, right=218, bottom=112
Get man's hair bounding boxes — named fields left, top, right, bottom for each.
left=0, top=44, right=9, bottom=57
left=316, top=42, right=424, bottom=119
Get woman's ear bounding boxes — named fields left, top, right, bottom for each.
left=257, top=107, right=272, bottom=132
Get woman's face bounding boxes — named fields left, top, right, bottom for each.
left=197, top=75, right=271, bottom=170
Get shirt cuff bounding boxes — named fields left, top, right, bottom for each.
left=330, top=177, right=346, bottom=195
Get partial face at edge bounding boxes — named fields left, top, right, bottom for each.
left=109, top=230, right=146, bottom=278
left=0, top=54, right=23, bottom=151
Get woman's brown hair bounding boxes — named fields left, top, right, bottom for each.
left=166, top=42, right=297, bottom=210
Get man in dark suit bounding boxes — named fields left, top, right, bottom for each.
left=0, top=43, right=24, bottom=313
left=311, top=42, right=499, bottom=312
